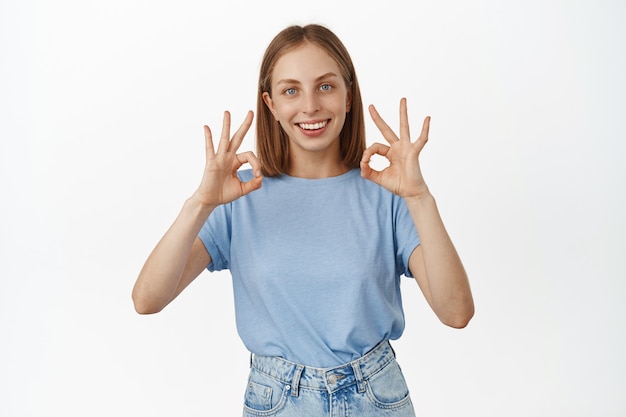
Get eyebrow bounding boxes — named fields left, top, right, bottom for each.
left=275, top=72, right=339, bottom=86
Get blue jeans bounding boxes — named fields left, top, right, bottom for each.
left=242, top=341, right=416, bottom=416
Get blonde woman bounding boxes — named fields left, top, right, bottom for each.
left=133, top=24, right=474, bottom=416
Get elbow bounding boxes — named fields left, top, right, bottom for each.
left=132, top=291, right=165, bottom=315
left=133, top=302, right=162, bottom=315
left=442, top=314, right=472, bottom=329
left=439, top=304, right=475, bottom=329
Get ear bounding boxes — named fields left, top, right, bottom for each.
left=345, top=89, right=352, bottom=113
left=262, top=92, right=279, bottom=120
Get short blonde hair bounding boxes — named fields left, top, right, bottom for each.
left=257, top=24, right=365, bottom=177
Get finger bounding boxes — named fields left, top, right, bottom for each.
left=399, top=98, right=410, bottom=141
left=217, top=111, right=231, bottom=154
left=359, top=158, right=375, bottom=180
left=235, top=152, right=264, bottom=195
left=360, top=142, right=389, bottom=184
left=369, top=104, right=399, bottom=145
left=228, top=110, right=254, bottom=153
left=204, top=125, right=216, bottom=158
left=240, top=174, right=263, bottom=196
left=360, top=158, right=383, bottom=184
left=233, top=151, right=262, bottom=176
left=361, top=142, right=390, bottom=164
left=416, top=116, right=431, bottom=149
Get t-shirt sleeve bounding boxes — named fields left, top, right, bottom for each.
left=198, top=202, right=232, bottom=272
left=393, top=196, right=421, bottom=278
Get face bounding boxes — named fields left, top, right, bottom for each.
left=263, top=42, right=352, bottom=163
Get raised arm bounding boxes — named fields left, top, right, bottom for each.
left=132, top=111, right=262, bottom=314
left=360, top=98, right=474, bottom=328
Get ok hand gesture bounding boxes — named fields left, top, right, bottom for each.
left=360, top=98, right=431, bottom=199
left=192, top=111, right=262, bottom=208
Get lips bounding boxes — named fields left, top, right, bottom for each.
left=297, top=120, right=329, bottom=130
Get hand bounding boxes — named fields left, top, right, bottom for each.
left=192, top=110, right=262, bottom=207
left=360, top=98, right=431, bottom=199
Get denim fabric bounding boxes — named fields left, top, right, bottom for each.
left=242, top=341, right=415, bottom=417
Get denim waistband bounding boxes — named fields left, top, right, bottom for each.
left=250, top=341, right=396, bottom=395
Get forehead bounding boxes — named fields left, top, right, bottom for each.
left=272, top=42, right=342, bottom=83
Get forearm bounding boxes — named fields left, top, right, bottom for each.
left=132, top=196, right=215, bottom=314
left=405, top=192, right=474, bottom=327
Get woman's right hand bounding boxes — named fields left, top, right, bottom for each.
left=192, top=110, right=263, bottom=208
left=133, top=110, right=261, bottom=314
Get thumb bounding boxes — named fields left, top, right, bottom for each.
left=360, top=160, right=381, bottom=184
left=240, top=176, right=263, bottom=196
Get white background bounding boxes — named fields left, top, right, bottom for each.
left=1, top=0, right=625, bottom=416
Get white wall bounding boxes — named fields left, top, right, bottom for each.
left=1, top=1, right=624, bottom=416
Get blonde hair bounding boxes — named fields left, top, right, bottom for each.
left=256, top=24, right=365, bottom=177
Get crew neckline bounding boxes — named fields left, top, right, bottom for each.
left=279, top=168, right=360, bottom=185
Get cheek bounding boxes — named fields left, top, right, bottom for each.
left=278, top=120, right=291, bottom=130
left=273, top=100, right=297, bottom=120
left=329, top=94, right=349, bottom=112
left=332, top=99, right=349, bottom=118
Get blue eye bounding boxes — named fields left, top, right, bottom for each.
left=320, top=84, right=332, bottom=92
left=285, top=88, right=297, bottom=95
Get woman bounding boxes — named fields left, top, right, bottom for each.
left=133, top=24, right=474, bottom=416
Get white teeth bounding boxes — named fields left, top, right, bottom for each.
left=298, top=121, right=327, bottom=130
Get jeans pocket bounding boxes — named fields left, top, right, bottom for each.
left=365, top=360, right=412, bottom=410
left=243, top=368, right=288, bottom=415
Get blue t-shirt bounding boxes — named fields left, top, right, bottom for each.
left=199, top=168, right=420, bottom=367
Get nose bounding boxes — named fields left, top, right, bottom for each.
left=301, top=91, right=321, bottom=114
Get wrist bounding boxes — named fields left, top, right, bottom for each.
left=186, top=193, right=218, bottom=216
left=403, top=189, right=436, bottom=210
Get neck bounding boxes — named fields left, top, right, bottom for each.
left=287, top=154, right=349, bottom=179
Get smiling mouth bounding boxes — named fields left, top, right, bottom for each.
left=298, top=120, right=329, bottom=130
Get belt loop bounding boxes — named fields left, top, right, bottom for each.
left=352, top=361, right=366, bottom=394
left=290, top=365, right=304, bottom=397
left=249, top=352, right=253, bottom=368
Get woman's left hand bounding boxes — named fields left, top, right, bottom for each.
left=361, top=98, right=431, bottom=199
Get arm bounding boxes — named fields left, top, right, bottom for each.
left=405, top=196, right=474, bottom=328
left=132, top=111, right=263, bottom=314
left=132, top=201, right=214, bottom=314
left=360, top=98, right=474, bottom=328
